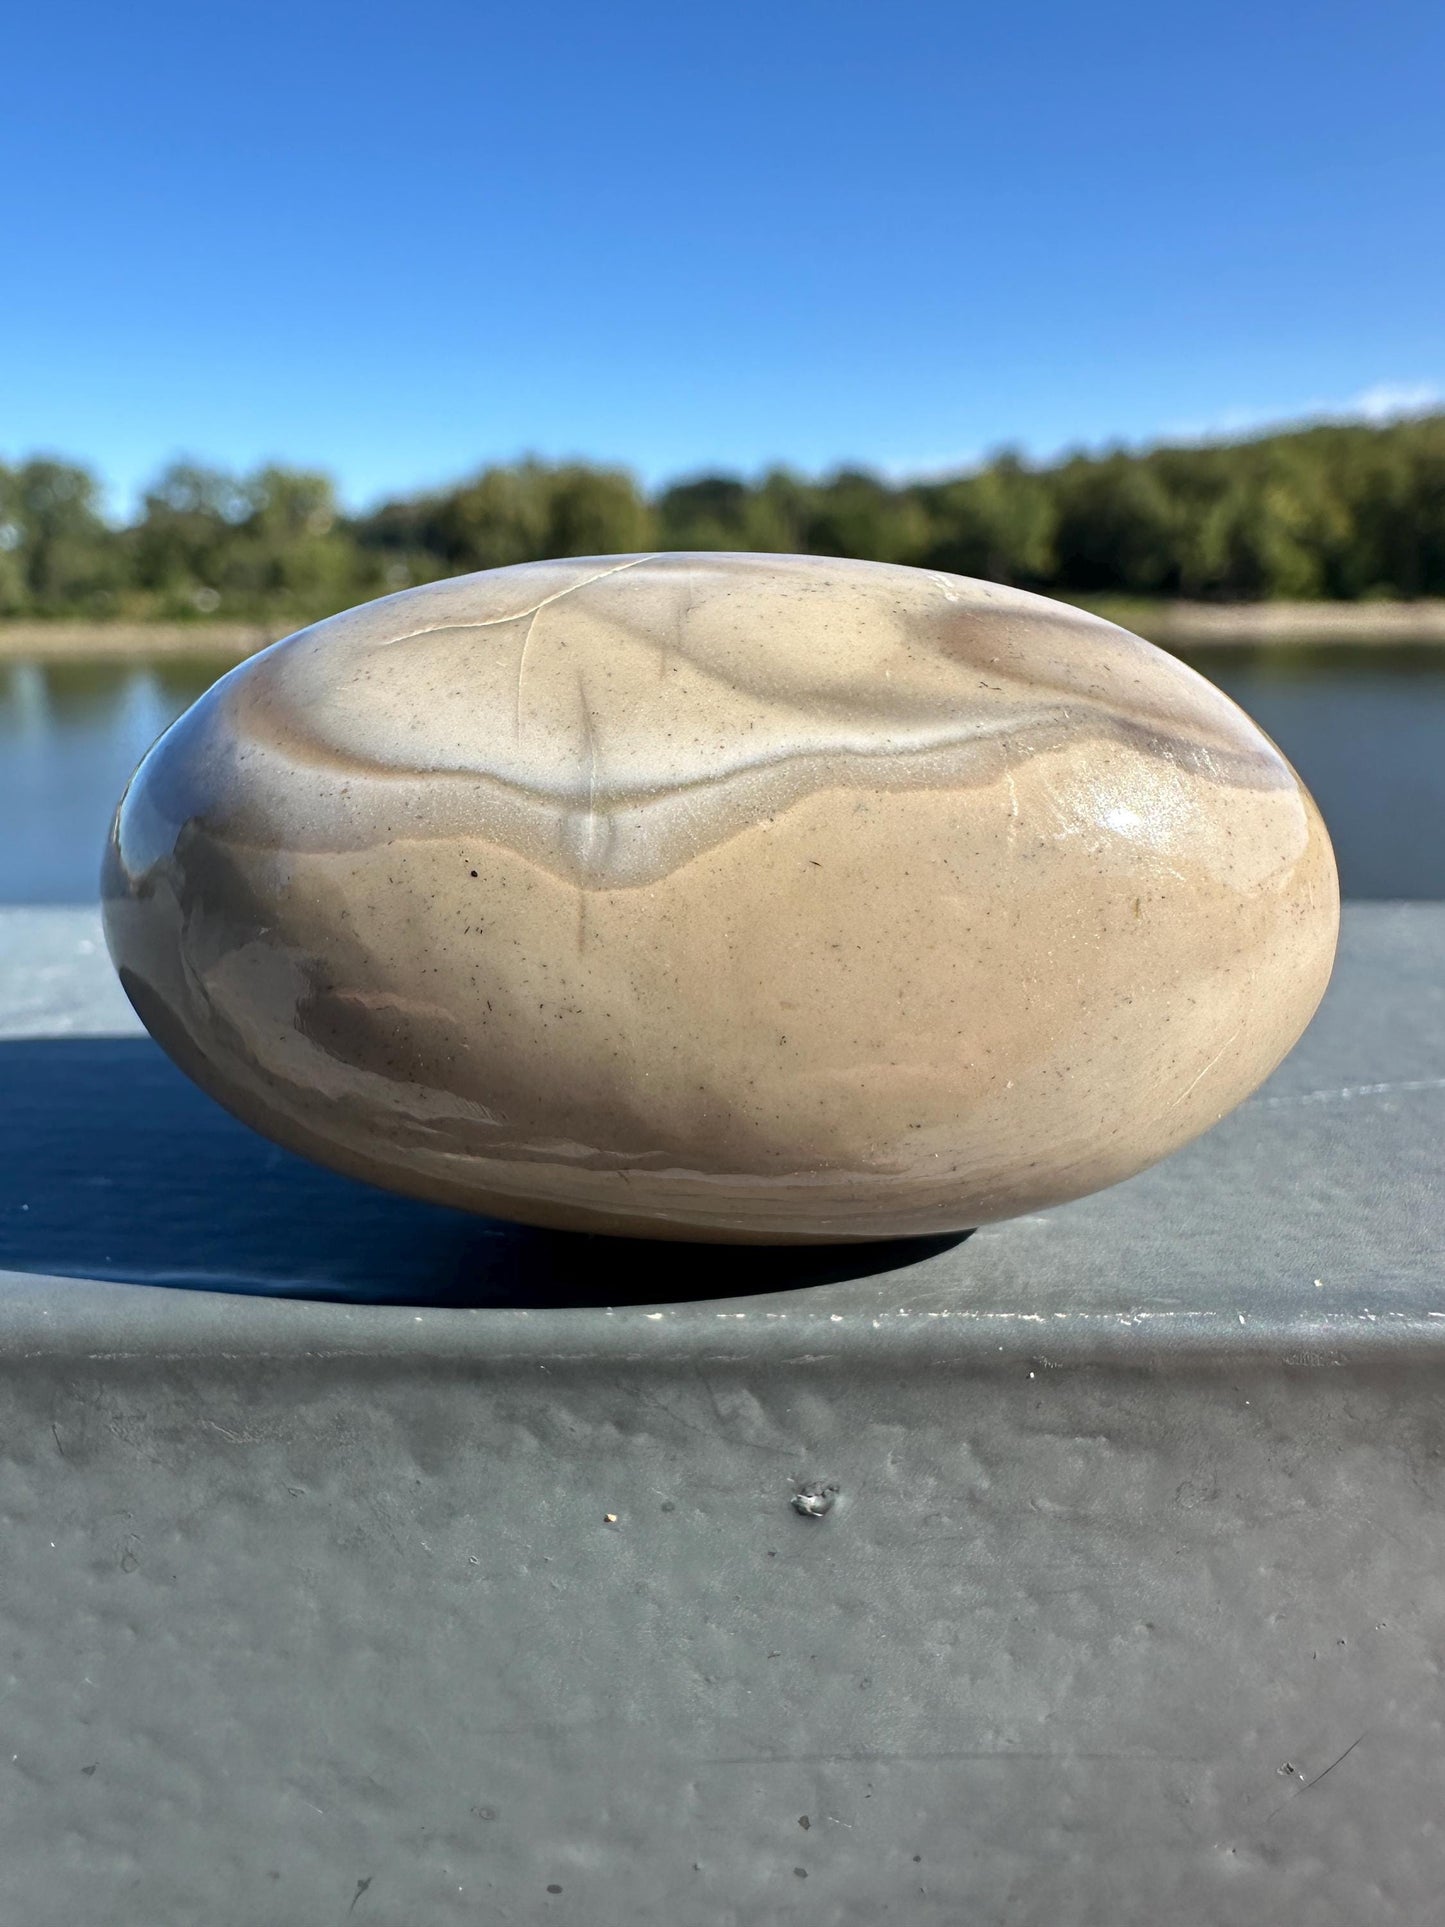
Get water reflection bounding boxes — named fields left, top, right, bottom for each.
left=5, top=645, right=1445, bottom=902
left=5, top=657, right=221, bottom=904
left=1182, top=646, right=1445, bottom=899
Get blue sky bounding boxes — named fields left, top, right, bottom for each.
left=5, top=0, right=1442, bottom=512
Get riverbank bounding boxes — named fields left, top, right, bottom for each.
left=4, top=599, right=1445, bottom=662
left=0, top=621, right=291, bottom=663
left=1082, top=598, right=1445, bottom=645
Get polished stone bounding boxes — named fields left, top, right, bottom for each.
left=102, top=554, right=1339, bottom=1240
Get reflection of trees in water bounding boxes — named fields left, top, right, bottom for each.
left=1, top=656, right=231, bottom=903
left=0, top=657, right=219, bottom=737
left=1183, top=643, right=1445, bottom=687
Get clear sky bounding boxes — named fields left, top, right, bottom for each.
left=5, top=0, right=1442, bottom=512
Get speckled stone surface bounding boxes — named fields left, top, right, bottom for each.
left=103, top=554, right=1339, bottom=1240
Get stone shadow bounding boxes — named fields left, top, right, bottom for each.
left=0, top=1038, right=965, bottom=1309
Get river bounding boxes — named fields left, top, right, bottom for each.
left=5, top=647, right=1444, bottom=902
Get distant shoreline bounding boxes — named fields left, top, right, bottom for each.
left=4, top=599, right=1445, bottom=662
left=0, top=621, right=293, bottom=662
left=1082, top=598, right=1445, bottom=646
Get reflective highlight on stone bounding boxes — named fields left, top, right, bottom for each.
left=103, top=554, right=1339, bottom=1243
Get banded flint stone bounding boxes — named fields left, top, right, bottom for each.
left=103, top=554, right=1339, bottom=1242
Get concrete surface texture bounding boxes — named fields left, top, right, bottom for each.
left=0, top=903, right=1440, bottom=1925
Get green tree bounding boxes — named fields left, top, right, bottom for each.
left=228, top=467, right=359, bottom=615
left=7, top=413, right=1445, bottom=619
left=656, top=468, right=825, bottom=553
left=5, top=458, right=120, bottom=611
left=799, top=469, right=931, bottom=565
left=0, top=465, right=26, bottom=613
left=132, top=462, right=249, bottom=606
left=133, top=461, right=366, bottom=619
left=415, top=460, right=652, bottom=573
left=917, top=453, right=1056, bottom=584
left=1048, top=451, right=1182, bottom=594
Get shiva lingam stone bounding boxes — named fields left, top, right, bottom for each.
left=103, top=554, right=1339, bottom=1243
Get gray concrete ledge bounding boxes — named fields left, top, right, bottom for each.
left=0, top=904, right=1442, bottom=1925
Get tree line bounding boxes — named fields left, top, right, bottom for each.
left=3, top=413, right=1443, bottom=623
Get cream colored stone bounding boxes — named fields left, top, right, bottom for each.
left=102, top=554, right=1339, bottom=1242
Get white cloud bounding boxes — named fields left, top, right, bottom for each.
left=879, top=449, right=985, bottom=483
left=1164, top=382, right=1442, bottom=446
left=872, top=382, right=1444, bottom=484
left=1348, top=381, right=1442, bottom=422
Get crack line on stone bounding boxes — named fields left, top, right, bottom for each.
left=513, top=604, right=541, bottom=741
left=380, top=554, right=659, bottom=650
